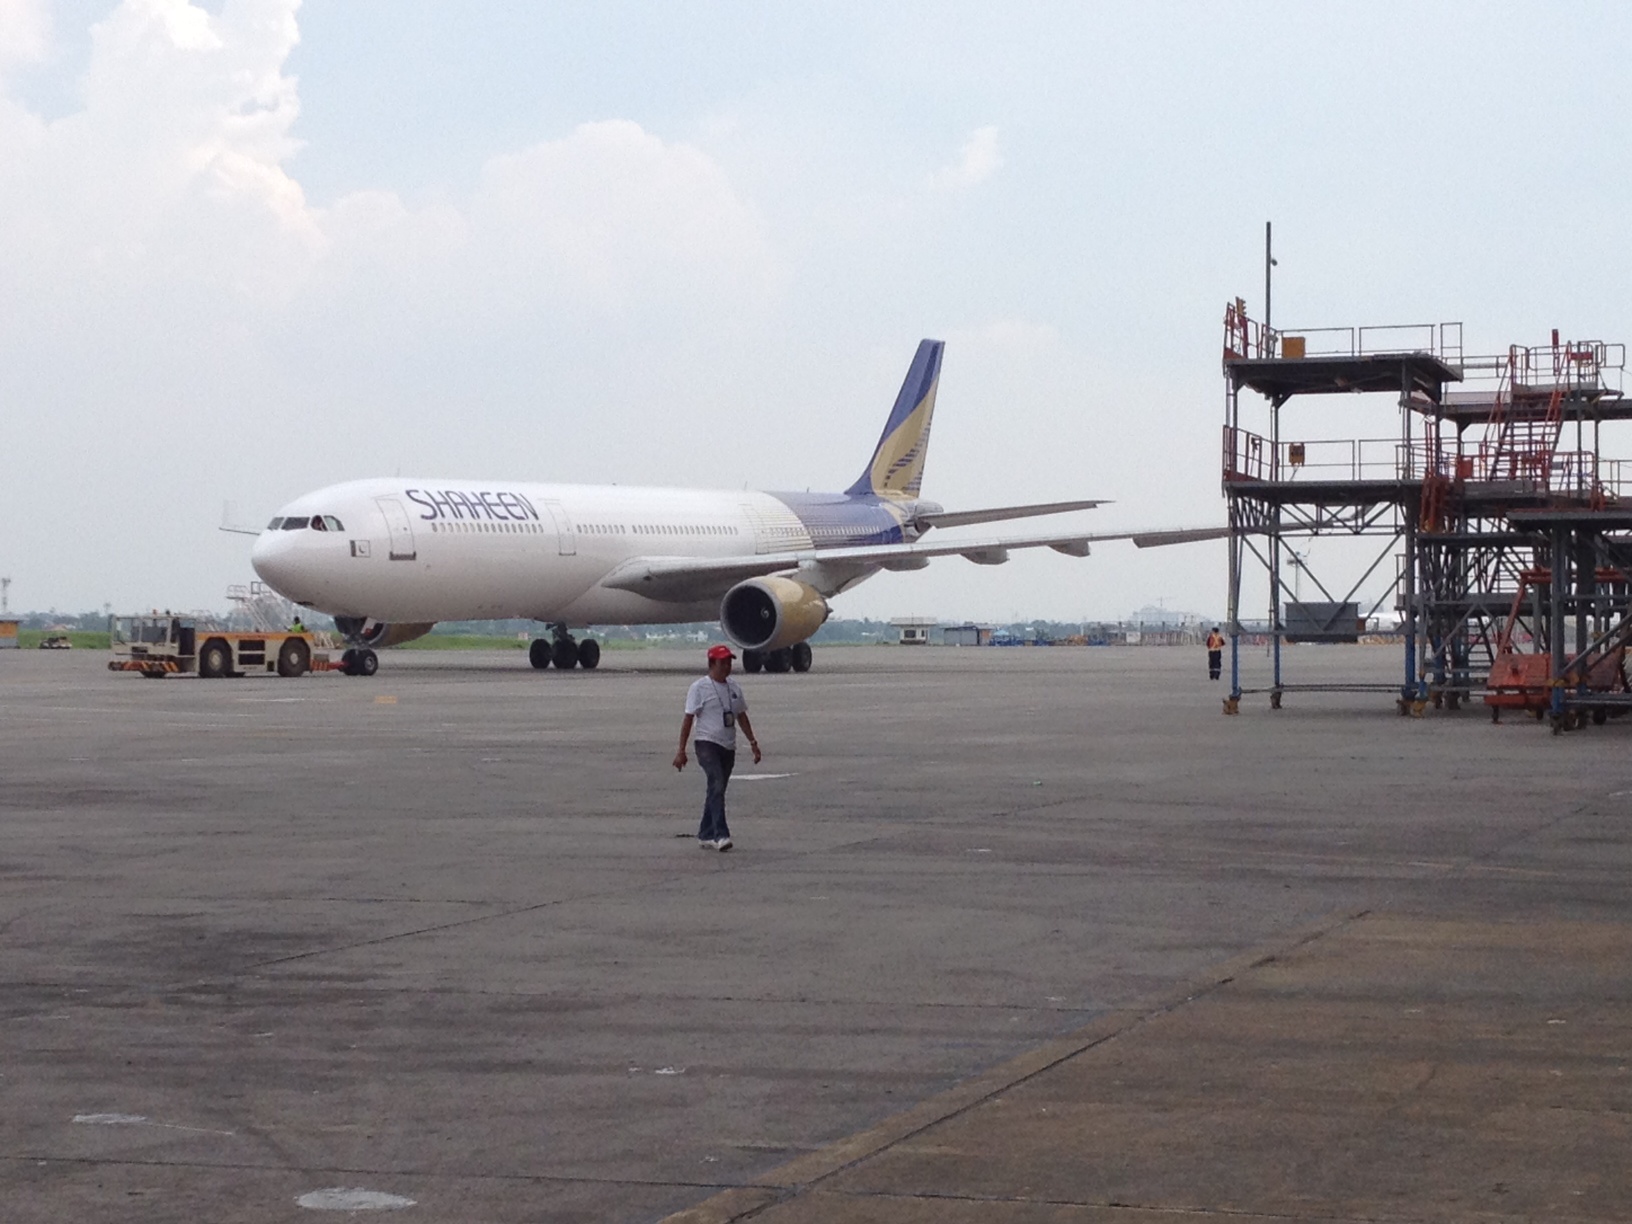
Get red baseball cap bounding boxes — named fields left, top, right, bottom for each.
left=707, top=644, right=736, bottom=661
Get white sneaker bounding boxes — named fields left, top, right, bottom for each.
left=715, top=838, right=733, bottom=852
left=699, top=838, right=718, bottom=849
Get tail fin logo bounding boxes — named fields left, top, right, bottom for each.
left=847, top=339, right=944, bottom=500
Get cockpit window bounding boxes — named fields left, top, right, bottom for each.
left=310, top=516, right=327, bottom=531
left=322, top=515, right=344, bottom=531
left=266, top=517, right=283, bottom=531
left=281, top=516, right=311, bottom=530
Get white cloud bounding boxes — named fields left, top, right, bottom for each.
left=0, top=0, right=49, bottom=69
left=464, top=119, right=781, bottom=315
left=0, top=3, right=779, bottom=327
left=0, top=0, right=318, bottom=309
left=0, top=0, right=785, bottom=612
left=931, top=124, right=1002, bottom=191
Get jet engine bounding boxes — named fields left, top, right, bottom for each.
left=332, top=617, right=437, bottom=648
left=720, top=577, right=830, bottom=652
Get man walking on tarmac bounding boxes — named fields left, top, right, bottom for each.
left=674, top=645, right=761, bottom=851
left=1206, top=626, right=1225, bottom=681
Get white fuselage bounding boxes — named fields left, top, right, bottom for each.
left=250, top=478, right=877, bottom=626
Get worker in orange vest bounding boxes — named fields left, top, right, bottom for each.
left=1205, top=627, right=1225, bottom=681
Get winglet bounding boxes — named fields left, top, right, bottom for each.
left=846, top=339, right=944, bottom=499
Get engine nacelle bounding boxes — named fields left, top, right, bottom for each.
left=720, top=577, right=830, bottom=652
left=332, top=617, right=437, bottom=648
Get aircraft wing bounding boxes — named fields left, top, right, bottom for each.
left=598, top=525, right=1229, bottom=604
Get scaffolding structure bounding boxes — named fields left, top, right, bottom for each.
left=1221, top=299, right=1632, bottom=730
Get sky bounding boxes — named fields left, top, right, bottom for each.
left=2, top=1, right=1630, bottom=623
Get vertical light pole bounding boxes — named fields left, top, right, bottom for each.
left=1265, top=220, right=1283, bottom=704
left=1265, top=220, right=1276, bottom=333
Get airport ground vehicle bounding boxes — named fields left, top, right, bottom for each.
left=38, top=634, right=72, bottom=649
left=108, top=614, right=375, bottom=678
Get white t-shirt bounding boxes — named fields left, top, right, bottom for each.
left=685, top=675, right=747, bottom=750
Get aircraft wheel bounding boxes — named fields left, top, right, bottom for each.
left=529, top=639, right=552, bottom=670
left=199, top=639, right=231, bottom=679
left=277, top=637, right=311, bottom=678
left=790, top=642, right=813, bottom=673
left=742, top=650, right=763, bottom=674
left=355, top=648, right=379, bottom=677
left=764, top=648, right=792, bottom=674
left=552, top=638, right=579, bottom=669
left=577, top=639, right=601, bottom=670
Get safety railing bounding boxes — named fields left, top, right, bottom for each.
left=1452, top=341, right=1626, bottom=398
left=1227, top=428, right=1632, bottom=500
left=1223, top=301, right=1464, bottom=365
left=1224, top=427, right=1403, bottom=483
left=1510, top=339, right=1624, bottom=394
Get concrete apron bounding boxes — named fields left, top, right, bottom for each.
left=664, top=908, right=1632, bottom=1223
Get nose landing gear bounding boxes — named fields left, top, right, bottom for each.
left=340, top=647, right=379, bottom=677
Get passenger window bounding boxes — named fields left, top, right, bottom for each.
left=281, top=516, right=310, bottom=530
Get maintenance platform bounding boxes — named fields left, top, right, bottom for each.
left=1221, top=300, right=1632, bottom=731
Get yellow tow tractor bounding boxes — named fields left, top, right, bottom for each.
left=108, top=613, right=367, bottom=678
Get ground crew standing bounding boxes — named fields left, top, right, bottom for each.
left=673, top=644, right=761, bottom=851
left=1205, top=626, right=1225, bottom=681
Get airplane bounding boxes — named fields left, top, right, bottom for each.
left=249, top=340, right=1221, bottom=675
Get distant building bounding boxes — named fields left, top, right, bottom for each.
left=940, top=623, right=993, bottom=647
left=0, top=620, right=16, bottom=649
left=890, top=617, right=938, bottom=645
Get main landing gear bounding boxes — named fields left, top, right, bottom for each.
left=741, top=642, right=813, bottom=674
left=529, top=624, right=600, bottom=671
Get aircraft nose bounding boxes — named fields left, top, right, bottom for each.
left=250, top=529, right=299, bottom=595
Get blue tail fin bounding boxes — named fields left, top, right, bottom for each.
left=846, top=339, right=943, bottom=499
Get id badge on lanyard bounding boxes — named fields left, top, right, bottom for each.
left=714, top=681, right=735, bottom=729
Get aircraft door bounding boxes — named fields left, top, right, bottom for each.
left=544, top=501, right=576, bottom=556
left=375, top=497, right=418, bottom=560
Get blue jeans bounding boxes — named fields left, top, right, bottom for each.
left=694, top=740, right=735, bottom=842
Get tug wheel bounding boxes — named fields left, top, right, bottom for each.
left=199, top=639, right=231, bottom=679
left=277, top=637, right=311, bottom=678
